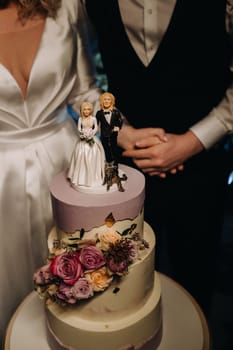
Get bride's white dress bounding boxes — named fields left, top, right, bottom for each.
left=0, top=1, right=100, bottom=339
left=67, top=116, right=105, bottom=189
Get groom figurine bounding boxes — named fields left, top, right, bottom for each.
left=96, top=92, right=123, bottom=166
left=96, top=92, right=127, bottom=191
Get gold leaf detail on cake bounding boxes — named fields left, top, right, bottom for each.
left=105, top=213, right=116, bottom=227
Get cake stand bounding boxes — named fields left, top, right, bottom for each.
left=4, top=273, right=210, bottom=350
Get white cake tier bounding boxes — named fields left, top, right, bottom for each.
left=46, top=224, right=162, bottom=350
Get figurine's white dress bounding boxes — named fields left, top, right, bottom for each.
left=67, top=116, right=105, bottom=190
left=0, top=1, right=100, bottom=339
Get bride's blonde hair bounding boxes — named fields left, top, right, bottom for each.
left=1, top=0, right=61, bottom=19
left=80, top=102, right=94, bottom=118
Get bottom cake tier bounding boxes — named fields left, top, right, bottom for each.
left=45, top=223, right=162, bottom=350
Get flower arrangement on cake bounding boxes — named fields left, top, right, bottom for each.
left=33, top=213, right=149, bottom=305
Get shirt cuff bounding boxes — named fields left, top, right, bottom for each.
left=190, top=109, right=229, bottom=149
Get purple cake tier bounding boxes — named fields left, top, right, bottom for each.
left=49, top=164, right=145, bottom=233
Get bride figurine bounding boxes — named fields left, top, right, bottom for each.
left=67, top=102, right=105, bottom=191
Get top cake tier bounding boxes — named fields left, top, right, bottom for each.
left=49, top=164, right=145, bottom=235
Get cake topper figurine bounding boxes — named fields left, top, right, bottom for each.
left=96, top=92, right=127, bottom=191
left=67, top=102, right=105, bottom=191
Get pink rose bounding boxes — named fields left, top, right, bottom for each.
left=56, top=284, right=77, bottom=304
left=72, top=278, right=93, bottom=300
left=107, top=257, right=128, bottom=274
left=33, top=264, right=52, bottom=285
left=79, top=246, right=106, bottom=270
left=50, top=252, right=83, bottom=285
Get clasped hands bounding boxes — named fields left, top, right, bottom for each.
left=117, top=125, right=204, bottom=178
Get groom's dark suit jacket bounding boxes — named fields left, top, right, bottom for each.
left=86, top=0, right=231, bottom=134
left=86, top=0, right=232, bottom=213
left=86, top=0, right=232, bottom=179
left=86, top=0, right=233, bottom=315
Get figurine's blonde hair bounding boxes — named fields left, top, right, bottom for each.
left=1, top=0, right=61, bottom=20
left=80, top=102, right=94, bottom=118
left=99, top=92, right=115, bottom=109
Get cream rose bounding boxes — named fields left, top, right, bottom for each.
left=98, top=231, right=121, bottom=251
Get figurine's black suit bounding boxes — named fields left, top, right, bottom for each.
left=96, top=108, right=122, bottom=164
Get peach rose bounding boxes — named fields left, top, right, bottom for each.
left=85, top=267, right=113, bottom=292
